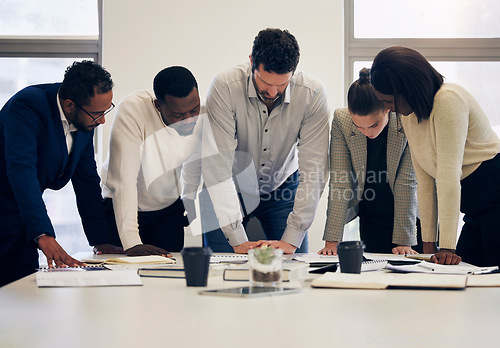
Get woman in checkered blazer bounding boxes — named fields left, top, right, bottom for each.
left=319, top=68, right=420, bottom=255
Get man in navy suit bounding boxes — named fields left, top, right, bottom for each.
left=0, top=60, right=118, bottom=287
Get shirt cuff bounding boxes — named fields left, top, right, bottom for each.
left=121, top=233, right=143, bottom=251
left=34, top=234, right=46, bottom=244
left=281, top=227, right=306, bottom=249
left=221, top=223, right=248, bottom=247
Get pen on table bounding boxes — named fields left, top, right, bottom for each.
left=416, top=262, right=437, bottom=271
left=220, top=260, right=247, bottom=264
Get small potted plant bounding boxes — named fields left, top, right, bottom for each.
left=248, top=245, right=283, bottom=287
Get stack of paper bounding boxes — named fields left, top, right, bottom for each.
left=385, top=261, right=498, bottom=275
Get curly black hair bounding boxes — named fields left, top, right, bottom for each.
left=58, top=60, right=114, bottom=106
left=251, top=28, right=300, bottom=74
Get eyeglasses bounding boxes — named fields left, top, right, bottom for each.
left=73, top=101, right=115, bottom=123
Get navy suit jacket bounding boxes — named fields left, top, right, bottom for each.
left=0, top=83, right=108, bottom=255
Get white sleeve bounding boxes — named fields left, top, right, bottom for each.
left=103, top=98, right=145, bottom=250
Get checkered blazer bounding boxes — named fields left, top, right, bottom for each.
left=323, top=108, right=418, bottom=245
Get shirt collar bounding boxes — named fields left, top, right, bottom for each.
left=57, top=93, right=78, bottom=133
left=247, top=69, right=292, bottom=105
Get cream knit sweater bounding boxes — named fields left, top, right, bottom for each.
left=401, top=83, right=500, bottom=249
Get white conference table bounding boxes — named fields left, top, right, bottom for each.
left=1, top=253, right=500, bottom=348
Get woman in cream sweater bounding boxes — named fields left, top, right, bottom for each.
left=371, top=46, right=500, bottom=266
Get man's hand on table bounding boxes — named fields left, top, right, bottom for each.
left=93, top=244, right=125, bottom=255
left=37, top=235, right=85, bottom=268
left=260, top=240, right=297, bottom=254
left=232, top=241, right=265, bottom=254
left=125, top=244, right=172, bottom=258
left=430, top=249, right=462, bottom=265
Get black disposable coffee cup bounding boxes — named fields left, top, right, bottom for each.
left=337, top=241, right=365, bottom=274
left=181, top=247, right=212, bottom=286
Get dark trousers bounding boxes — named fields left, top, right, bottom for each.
left=0, top=232, right=39, bottom=287
left=457, top=154, right=500, bottom=267
left=359, top=217, right=423, bottom=254
left=103, top=198, right=187, bottom=252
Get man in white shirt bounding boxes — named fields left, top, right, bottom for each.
left=101, top=66, right=241, bottom=255
left=203, top=28, right=330, bottom=253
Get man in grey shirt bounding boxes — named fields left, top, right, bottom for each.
left=202, top=28, right=330, bottom=253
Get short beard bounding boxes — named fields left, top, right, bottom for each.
left=258, top=92, right=282, bottom=104
left=72, top=120, right=96, bottom=133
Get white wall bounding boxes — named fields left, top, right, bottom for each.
left=102, top=0, right=345, bottom=252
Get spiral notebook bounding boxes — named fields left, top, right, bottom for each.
left=311, top=259, right=388, bottom=274
left=359, top=259, right=388, bottom=272
left=38, top=264, right=108, bottom=272
left=210, top=254, right=248, bottom=264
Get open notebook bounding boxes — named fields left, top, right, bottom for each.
left=72, top=252, right=175, bottom=265
left=92, top=255, right=175, bottom=265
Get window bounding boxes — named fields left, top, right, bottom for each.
left=0, top=57, right=90, bottom=105
left=344, top=0, right=500, bottom=242
left=0, top=0, right=101, bottom=105
left=0, top=0, right=102, bottom=259
left=354, top=0, right=500, bottom=39
left=345, top=0, right=500, bottom=130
